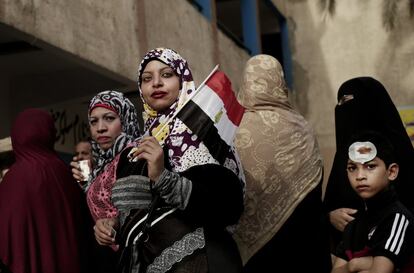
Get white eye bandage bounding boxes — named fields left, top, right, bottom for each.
left=348, top=141, right=377, bottom=164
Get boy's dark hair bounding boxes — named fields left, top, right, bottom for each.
left=347, top=130, right=397, bottom=167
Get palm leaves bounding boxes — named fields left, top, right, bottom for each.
left=319, top=0, right=336, bottom=16
left=319, top=0, right=414, bottom=31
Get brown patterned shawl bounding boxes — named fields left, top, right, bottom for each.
left=233, top=54, right=323, bottom=264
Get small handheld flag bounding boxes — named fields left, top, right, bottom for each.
left=176, top=68, right=245, bottom=163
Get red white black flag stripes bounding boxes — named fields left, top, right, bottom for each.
left=176, top=69, right=245, bottom=163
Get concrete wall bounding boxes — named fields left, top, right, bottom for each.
left=0, top=0, right=249, bottom=88
left=0, top=78, right=11, bottom=136
left=47, top=95, right=91, bottom=154
left=3, top=0, right=412, bottom=173
left=142, top=0, right=250, bottom=90
left=0, top=0, right=250, bottom=152
left=0, top=0, right=142, bottom=81
left=271, top=0, right=414, bottom=192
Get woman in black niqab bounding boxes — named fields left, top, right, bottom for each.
left=324, top=77, right=414, bottom=249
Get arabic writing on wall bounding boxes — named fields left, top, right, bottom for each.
left=50, top=109, right=89, bottom=149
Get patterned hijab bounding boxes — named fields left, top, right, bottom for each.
left=233, top=55, right=323, bottom=263
left=137, top=47, right=244, bottom=179
left=88, top=90, right=140, bottom=184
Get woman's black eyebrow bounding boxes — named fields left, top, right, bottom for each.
left=89, top=111, right=116, bottom=119
left=103, top=112, right=115, bottom=116
left=143, top=66, right=173, bottom=74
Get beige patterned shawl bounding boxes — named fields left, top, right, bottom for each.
left=233, top=55, right=323, bottom=264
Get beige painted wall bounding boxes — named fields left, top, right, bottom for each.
left=0, top=0, right=249, bottom=89
left=143, top=0, right=250, bottom=89
left=0, top=0, right=250, bottom=152
left=272, top=0, right=414, bottom=193
left=0, top=0, right=143, bottom=80
left=6, top=0, right=412, bottom=188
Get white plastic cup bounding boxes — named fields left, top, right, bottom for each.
left=79, top=160, right=91, bottom=181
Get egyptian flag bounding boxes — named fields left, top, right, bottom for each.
left=176, top=70, right=245, bottom=164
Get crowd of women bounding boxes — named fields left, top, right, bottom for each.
left=1, top=47, right=414, bottom=273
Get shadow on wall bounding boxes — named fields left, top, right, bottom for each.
left=277, top=1, right=337, bottom=196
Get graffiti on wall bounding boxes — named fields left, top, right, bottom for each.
left=398, top=105, right=414, bottom=147
left=50, top=108, right=90, bottom=150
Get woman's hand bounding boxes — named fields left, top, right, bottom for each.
left=94, top=218, right=118, bottom=246
left=70, top=156, right=85, bottom=183
left=128, top=136, right=165, bottom=182
left=329, top=208, right=358, bottom=232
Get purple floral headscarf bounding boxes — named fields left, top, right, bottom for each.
left=137, top=48, right=244, bottom=181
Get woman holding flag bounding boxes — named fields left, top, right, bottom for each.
left=95, top=48, right=245, bottom=273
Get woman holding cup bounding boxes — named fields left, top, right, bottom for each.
left=70, top=90, right=141, bottom=271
